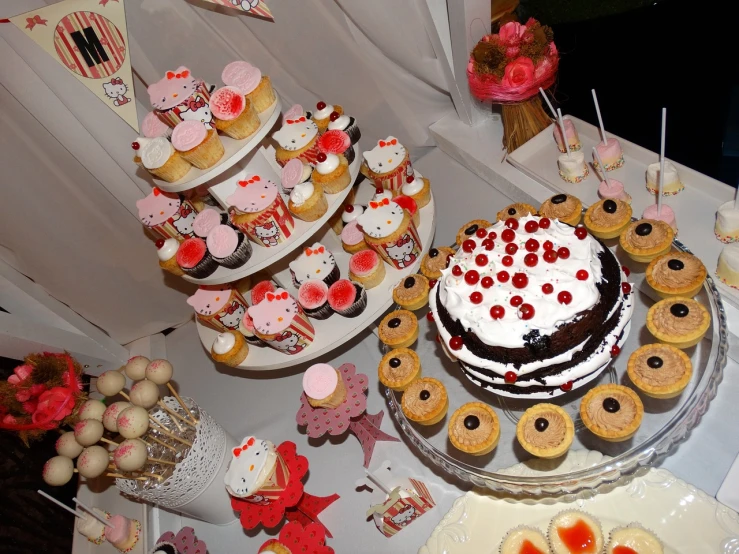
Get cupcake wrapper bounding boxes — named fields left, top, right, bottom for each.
left=233, top=196, right=295, bottom=247
left=149, top=199, right=199, bottom=241
left=372, top=156, right=413, bottom=192
left=198, top=290, right=250, bottom=333
left=213, top=233, right=253, bottom=269
left=244, top=452, right=290, bottom=504
left=181, top=250, right=217, bottom=279
left=370, top=220, right=423, bottom=270
left=277, top=139, right=322, bottom=168
left=336, top=283, right=367, bottom=318
left=378, top=489, right=434, bottom=537
left=260, top=310, right=315, bottom=354
left=303, top=300, right=334, bottom=320
left=345, top=118, right=361, bottom=145
left=323, top=264, right=341, bottom=287
left=343, top=145, right=356, bottom=165
left=155, top=81, right=215, bottom=129
left=244, top=335, right=265, bottom=346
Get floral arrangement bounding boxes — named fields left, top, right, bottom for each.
left=0, top=352, right=85, bottom=443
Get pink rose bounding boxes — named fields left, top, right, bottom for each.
left=505, top=46, right=521, bottom=58
left=535, top=57, right=553, bottom=79
left=32, top=387, right=75, bottom=427
left=7, top=364, right=33, bottom=386
left=2, top=414, right=17, bottom=426
left=22, top=400, right=38, bottom=415
left=502, top=57, right=535, bottom=89
left=498, top=22, right=526, bottom=45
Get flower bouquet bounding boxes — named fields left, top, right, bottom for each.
left=467, top=19, right=559, bottom=152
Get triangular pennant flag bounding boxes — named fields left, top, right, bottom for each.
left=198, top=0, right=273, bottom=21
left=10, top=0, right=139, bottom=131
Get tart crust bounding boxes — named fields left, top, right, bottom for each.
left=401, top=377, right=448, bottom=425
left=378, top=347, right=421, bottom=391
left=646, top=297, right=710, bottom=349
left=584, top=199, right=633, bottom=239
left=516, top=403, right=574, bottom=459
left=448, top=402, right=500, bottom=455
left=378, top=310, right=419, bottom=348
left=496, top=203, right=537, bottom=222
left=392, top=274, right=430, bottom=311
left=646, top=251, right=706, bottom=299
left=627, top=343, right=692, bottom=399
left=619, top=219, right=674, bottom=263
left=455, top=220, right=491, bottom=246
left=579, top=384, right=644, bottom=442
left=539, top=194, right=583, bottom=226
left=420, top=246, right=455, bottom=279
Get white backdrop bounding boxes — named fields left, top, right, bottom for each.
left=0, top=0, right=455, bottom=344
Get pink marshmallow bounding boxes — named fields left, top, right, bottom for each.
left=553, top=118, right=581, bottom=153
left=642, top=203, right=677, bottom=233
left=594, top=137, right=624, bottom=169
left=302, top=363, right=338, bottom=400
left=598, top=179, right=631, bottom=203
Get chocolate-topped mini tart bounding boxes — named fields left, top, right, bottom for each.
left=392, top=274, right=430, bottom=311
left=646, top=297, right=710, bottom=349
left=627, top=343, right=692, bottom=399
left=455, top=220, right=491, bottom=246
left=378, top=347, right=421, bottom=391
left=646, top=251, right=707, bottom=299
left=378, top=310, right=418, bottom=348
left=580, top=384, right=643, bottom=442
left=401, top=377, right=448, bottom=425
left=539, top=193, right=583, bottom=226
left=448, top=402, right=500, bottom=455
left=516, top=403, right=574, bottom=459
left=496, top=203, right=536, bottom=222
left=420, top=246, right=455, bottom=280
left=619, top=219, right=674, bottom=263
left=584, top=198, right=633, bottom=240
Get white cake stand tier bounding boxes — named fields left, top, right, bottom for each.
left=195, top=186, right=437, bottom=371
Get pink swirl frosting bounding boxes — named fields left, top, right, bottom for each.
left=222, top=61, right=262, bottom=95
left=206, top=224, right=239, bottom=258
left=302, top=363, right=338, bottom=399
left=281, top=159, right=305, bottom=190
left=340, top=220, right=364, bottom=245
left=142, top=111, right=170, bottom=138
left=171, top=120, right=207, bottom=152
left=209, top=86, right=245, bottom=121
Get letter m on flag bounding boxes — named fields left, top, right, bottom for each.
left=70, top=26, right=109, bottom=67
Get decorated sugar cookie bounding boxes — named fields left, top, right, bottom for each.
left=224, top=436, right=278, bottom=498
left=148, top=67, right=199, bottom=111
left=273, top=117, right=318, bottom=152
left=357, top=198, right=405, bottom=239
left=248, top=290, right=298, bottom=335
left=227, top=175, right=278, bottom=214
left=222, top=61, right=262, bottom=96
left=289, top=243, right=339, bottom=287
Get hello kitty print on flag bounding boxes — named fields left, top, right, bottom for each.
left=9, top=0, right=139, bottom=131
left=247, top=289, right=314, bottom=355
left=196, top=0, right=273, bottom=21
left=147, top=66, right=214, bottom=129
left=362, top=137, right=413, bottom=191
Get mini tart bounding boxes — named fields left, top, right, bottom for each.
left=646, top=297, right=710, bottom=349
left=420, top=246, right=455, bottom=279
left=580, top=384, right=644, bottom=442
left=619, top=219, right=674, bottom=263
left=606, top=524, right=664, bottom=554
left=401, top=377, right=448, bottom=425
left=548, top=511, right=604, bottom=554
left=584, top=199, right=633, bottom=239
left=627, top=344, right=692, bottom=399
left=448, top=402, right=500, bottom=455
left=539, top=193, right=582, bottom=226
left=456, top=220, right=491, bottom=246
left=378, top=310, right=419, bottom=348
left=646, top=251, right=707, bottom=298
left=516, top=404, right=574, bottom=459
left=500, top=527, right=550, bottom=554
left=378, top=347, right=421, bottom=391
left=497, top=203, right=536, bottom=222
left=392, top=274, right=430, bottom=311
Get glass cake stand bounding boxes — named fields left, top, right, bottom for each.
left=384, top=237, right=728, bottom=498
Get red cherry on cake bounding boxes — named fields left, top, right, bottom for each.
left=622, top=265, right=631, bottom=277
left=464, top=270, right=480, bottom=285
left=576, top=269, right=589, bottom=281
left=475, top=254, right=488, bottom=267
left=560, top=381, right=573, bottom=392
left=557, top=291, right=572, bottom=305
left=452, top=265, right=463, bottom=276
left=317, top=152, right=327, bottom=163
left=470, top=291, right=483, bottom=304
left=501, top=229, right=516, bottom=243
left=490, top=305, right=505, bottom=319
left=476, top=228, right=488, bottom=239
left=449, top=336, right=463, bottom=350
left=611, top=345, right=621, bottom=356
left=525, top=238, right=539, bottom=252
left=524, top=253, right=538, bottom=267
left=426, top=311, right=434, bottom=321
left=504, top=371, right=517, bottom=383
left=539, top=217, right=551, bottom=229
left=575, top=226, right=588, bottom=240
left=505, top=243, right=518, bottom=255
left=518, top=303, right=535, bottom=320
left=488, top=231, right=497, bottom=240
left=344, top=205, right=354, bottom=213
left=557, top=247, right=570, bottom=260
left=155, top=239, right=165, bottom=249
left=317, top=101, right=327, bottom=110
left=502, top=255, right=513, bottom=267
left=543, top=250, right=558, bottom=263
left=462, top=239, right=476, bottom=253
left=436, top=335, right=440, bottom=343
left=429, top=279, right=438, bottom=288
left=481, top=276, right=494, bottom=289
left=510, top=295, right=523, bottom=307
left=497, top=271, right=510, bottom=283
left=543, top=240, right=554, bottom=251
left=622, top=282, right=632, bottom=294
left=329, top=111, right=340, bottom=122
left=131, top=141, right=140, bottom=150
left=483, top=240, right=495, bottom=251
left=524, top=220, right=539, bottom=233
left=512, top=273, right=528, bottom=289
left=542, top=283, right=554, bottom=294
left=504, top=218, right=519, bottom=230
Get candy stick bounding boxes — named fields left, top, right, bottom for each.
left=118, top=391, right=131, bottom=401
left=38, top=490, right=89, bottom=520
left=145, top=434, right=178, bottom=453
left=591, top=89, right=607, bottom=145
left=363, top=468, right=392, bottom=496
left=592, top=147, right=610, bottom=188
left=100, top=438, right=119, bottom=448
left=105, top=473, right=148, bottom=480
left=658, top=107, right=666, bottom=215
left=72, top=497, right=115, bottom=528
left=137, top=471, right=163, bottom=481
left=148, top=457, right=177, bottom=466
left=148, top=419, right=193, bottom=447
left=556, top=109, right=571, bottom=158
left=156, top=401, right=195, bottom=429
left=539, top=87, right=556, bottom=117
left=165, top=384, right=198, bottom=424
left=150, top=408, right=183, bottom=433
left=734, top=182, right=739, bottom=210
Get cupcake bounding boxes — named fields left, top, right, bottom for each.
left=358, top=198, right=422, bottom=270
left=627, top=343, right=692, bottom=399
left=401, top=377, right=448, bottom=425
left=420, top=247, right=455, bottom=280
left=341, top=204, right=364, bottom=229
left=646, top=297, right=710, bottom=349
left=580, top=384, right=643, bottom=442
left=448, top=402, right=500, bottom=455
left=193, top=207, right=228, bottom=238
left=222, top=61, right=276, bottom=113
left=176, top=237, right=217, bottom=278
left=318, top=129, right=355, bottom=165
left=362, top=137, right=413, bottom=192
left=289, top=242, right=340, bottom=288
left=298, top=279, right=333, bottom=320
left=234, top=275, right=253, bottom=298
left=238, top=311, right=264, bottom=346
left=280, top=158, right=312, bottom=195
left=156, top=238, right=183, bottom=276
left=187, top=285, right=249, bottom=332
left=392, top=274, right=430, bottom=311
left=399, top=172, right=431, bottom=210
left=302, top=363, right=346, bottom=408
left=548, top=511, right=603, bottom=554
left=539, top=194, right=582, bottom=226
left=500, top=527, right=550, bottom=554
left=288, top=182, right=328, bottom=222
left=250, top=280, right=276, bottom=305
left=593, top=137, right=625, bottom=171
left=516, top=404, right=574, bottom=459
left=393, top=194, right=421, bottom=229
left=171, top=120, right=225, bottom=170
left=137, top=137, right=192, bottom=182
left=141, top=111, right=172, bottom=139
left=273, top=115, right=321, bottom=167
left=341, top=220, right=368, bottom=254
left=378, top=348, right=421, bottom=391
left=349, top=249, right=386, bottom=290
left=455, top=220, right=491, bottom=246
left=210, top=86, right=260, bottom=140
left=606, top=524, right=663, bottom=554
left=646, top=252, right=706, bottom=298
left=247, top=289, right=315, bottom=354
left=598, top=178, right=632, bottom=203
left=228, top=174, right=294, bottom=247
left=311, top=101, right=342, bottom=133
left=619, top=219, right=674, bottom=263
left=206, top=224, right=252, bottom=269
left=136, top=188, right=200, bottom=242
left=642, top=203, right=678, bottom=235
left=583, top=199, right=633, bottom=239
left=147, top=66, right=214, bottom=129
left=327, top=279, right=367, bottom=318
left=211, top=330, right=249, bottom=366
left=312, top=152, right=351, bottom=194
left=557, top=151, right=589, bottom=183
left=327, top=110, right=360, bottom=145
left=496, top=203, right=536, bottom=222
left=553, top=115, right=581, bottom=153
left=646, top=160, right=684, bottom=196
left=378, top=310, right=418, bottom=348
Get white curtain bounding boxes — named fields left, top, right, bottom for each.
left=0, top=0, right=454, bottom=343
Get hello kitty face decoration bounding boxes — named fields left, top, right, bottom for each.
left=282, top=104, right=305, bottom=125
left=363, top=137, right=406, bottom=174
left=247, top=289, right=298, bottom=335
left=289, top=243, right=336, bottom=285
left=224, top=436, right=277, bottom=498
left=148, top=66, right=199, bottom=111
left=227, top=174, right=278, bottom=213
left=136, top=187, right=181, bottom=227
left=357, top=197, right=405, bottom=238
left=273, top=116, right=318, bottom=151
left=186, top=285, right=231, bottom=316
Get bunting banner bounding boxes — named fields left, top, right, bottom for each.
left=10, top=0, right=139, bottom=131
left=198, top=0, right=273, bottom=21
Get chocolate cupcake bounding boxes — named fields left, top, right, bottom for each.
left=298, top=279, right=333, bottom=320
left=206, top=224, right=252, bottom=269
left=176, top=237, right=217, bottom=278
left=328, top=279, right=367, bottom=318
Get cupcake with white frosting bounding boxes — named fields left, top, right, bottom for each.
left=156, top=238, right=183, bottom=276
left=401, top=170, right=431, bottom=208
left=327, top=109, right=360, bottom=144
left=311, top=100, right=342, bottom=132
left=136, top=137, right=191, bottom=182
left=312, top=152, right=351, bottom=194
left=288, top=182, right=328, bottom=222
left=211, top=330, right=249, bottom=366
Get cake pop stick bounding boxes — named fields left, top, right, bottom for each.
left=104, top=473, right=148, bottom=480
left=156, top=401, right=195, bottom=428
left=556, top=109, right=571, bottom=158
left=72, top=497, right=115, bottom=528
left=38, top=490, right=89, bottom=520
left=658, top=107, right=666, bottom=215
left=146, top=360, right=198, bottom=424
left=99, top=437, right=120, bottom=448
left=592, top=147, right=611, bottom=188
left=148, top=457, right=177, bottom=466
left=539, top=87, right=556, bottom=117
left=591, top=89, right=608, bottom=145
left=148, top=418, right=193, bottom=446
left=95, top=370, right=127, bottom=397
left=146, top=434, right=178, bottom=453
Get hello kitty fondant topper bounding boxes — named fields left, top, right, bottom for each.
left=186, top=285, right=232, bottom=316
left=282, top=104, right=306, bottom=125
left=289, top=243, right=337, bottom=286
left=222, top=61, right=262, bottom=96
left=227, top=174, right=278, bottom=213
left=136, top=187, right=181, bottom=227
left=363, top=137, right=406, bottom=174
left=357, top=197, right=405, bottom=239
left=248, top=289, right=298, bottom=334
left=224, top=436, right=277, bottom=498
left=273, top=117, right=318, bottom=151
left=148, top=66, right=199, bottom=111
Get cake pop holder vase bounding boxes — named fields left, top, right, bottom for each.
left=116, top=397, right=238, bottom=525
left=295, top=363, right=400, bottom=468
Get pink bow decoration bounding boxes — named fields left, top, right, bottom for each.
left=166, top=70, right=190, bottom=80
left=223, top=301, right=240, bottom=315
left=304, top=246, right=325, bottom=256
left=378, top=139, right=398, bottom=148
left=25, top=15, right=47, bottom=30
left=186, top=96, right=206, bottom=111
left=110, top=77, right=123, bottom=85
left=286, top=117, right=307, bottom=124
left=232, top=437, right=256, bottom=457
left=266, top=291, right=290, bottom=302
left=237, top=175, right=261, bottom=187
left=369, top=198, right=390, bottom=209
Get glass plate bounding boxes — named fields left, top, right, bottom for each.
left=384, top=237, right=728, bottom=497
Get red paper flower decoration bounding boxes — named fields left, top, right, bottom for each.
left=259, top=521, right=334, bottom=554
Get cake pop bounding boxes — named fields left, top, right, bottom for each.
left=56, top=431, right=84, bottom=458
left=125, top=356, right=150, bottom=381
left=77, top=445, right=111, bottom=478
left=102, top=401, right=131, bottom=433
left=96, top=370, right=126, bottom=397
left=117, top=406, right=149, bottom=439
left=130, top=380, right=160, bottom=409
left=43, top=455, right=75, bottom=486
left=74, top=419, right=105, bottom=447
left=145, top=359, right=174, bottom=385
left=113, top=439, right=148, bottom=472
left=77, top=399, right=107, bottom=422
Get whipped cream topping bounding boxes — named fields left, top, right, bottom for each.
left=342, top=205, right=364, bottom=223
left=213, top=332, right=236, bottom=354
left=328, top=114, right=351, bottom=131
left=402, top=171, right=425, bottom=196
left=316, top=153, right=340, bottom=175
left=157, top=238, right=179, bottom=261
left=290, top=182, right=315, bottom=206
left=313, top=103, right=334, bottom=120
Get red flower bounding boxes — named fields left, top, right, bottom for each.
left=2, top=414, right=17, bottom=426
left=22, top=400, right=38, bottom=415
left=32, top=387, right=75, bottom=428
left=498, top=21, right=526, bottom=45
left=502, top=57, right=535, bottom=89
left=62, top=370, right=82, bottom=392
